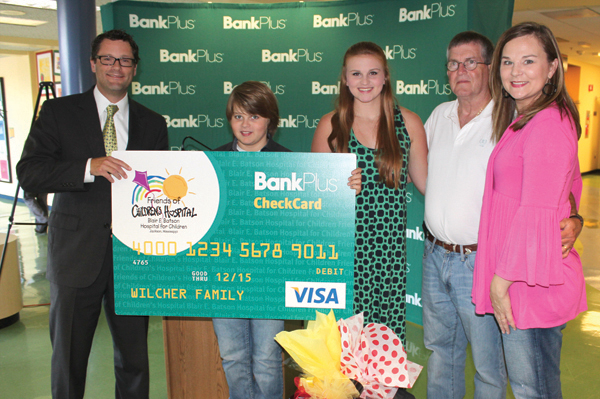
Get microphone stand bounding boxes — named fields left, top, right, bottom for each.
left=180, top=136, right=212, bottom=151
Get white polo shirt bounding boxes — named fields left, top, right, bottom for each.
left=424, top=99, right=495, bottom=245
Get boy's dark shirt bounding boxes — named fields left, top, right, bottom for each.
left=215, top=136, right=291, bottom=152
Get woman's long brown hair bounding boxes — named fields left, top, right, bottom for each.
left=328, top=42, right=403, bottom=189
left=490, top=22, right=581, bottom=142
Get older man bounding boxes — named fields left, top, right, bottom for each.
left=17, top=30, right=168, bottom=399
left=422, top=31, right=582, bottom=399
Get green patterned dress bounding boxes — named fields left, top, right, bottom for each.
left=349, top=108, right=411, bottom=344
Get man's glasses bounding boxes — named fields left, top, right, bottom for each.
left=96, top=55, right=136, bottom=68
left=446, top=59, right=489, bottom=72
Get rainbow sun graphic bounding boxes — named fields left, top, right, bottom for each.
left=131, top=168, right=196, bottom=206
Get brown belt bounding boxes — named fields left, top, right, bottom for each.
left=426, top=232, right=477, bottom=255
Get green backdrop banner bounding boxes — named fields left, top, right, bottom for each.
left=101, top=0, right=513, bottom=325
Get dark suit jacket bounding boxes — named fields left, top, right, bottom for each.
left=17, top=88, right=169, bottom=288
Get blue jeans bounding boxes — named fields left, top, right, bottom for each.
left=212, top=318, right=284, bottom=399
left=502, top=324, right=566, bottom=399
left=422, top=239, right=507, bottom=399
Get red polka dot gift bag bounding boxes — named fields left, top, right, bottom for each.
left=275, top=311, right=422, bottom=399
left=338, top=313, right=422, bottom=399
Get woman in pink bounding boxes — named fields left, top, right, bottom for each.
left=473, top=22, right=587, bottom=398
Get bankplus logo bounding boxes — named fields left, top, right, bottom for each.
left=406, top=225, right=425, bottom=241
left=223, top=16, right=286, bottom=29
left=129, top=14, right=194, bottom=29
left=278, top=115, right=320, bottom=129
left=406, top=292, right=422, bottom=307
left=254, top=172, right=337, bottom=192
left=312, top=81, right=340, bottom=95
left=160, top=49, right=223, bottom=63
left=396, top=79, right=452, bottom=95
left=163, top=114, right=225, bottom=128
left=285, top=282, right=346, bottom=309
left=384, top=45, right=417, bottom=60
left=224, top=81, right=284, bottom=95
left=132, top=81, right=195, bottom=96
left=313, top=12, right=373, bottom=28
left=399, top=3, right=456, bottom=22
left=262, top=49, right=322, bottom=63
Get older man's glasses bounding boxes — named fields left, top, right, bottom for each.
left=446, top=59, right=489, bottom=72
left=96, top=55, right=136, bottom=67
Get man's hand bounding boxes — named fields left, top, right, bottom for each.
left=560, top=217, right=582, bottom=258
left=90, top=156, right=131, bottom=183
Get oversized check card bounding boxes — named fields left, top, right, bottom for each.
left=112, top=151, right=356, bottom=319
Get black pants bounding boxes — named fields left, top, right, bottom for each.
left=49, top=239, right=150, bottom=399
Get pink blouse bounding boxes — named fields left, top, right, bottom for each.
left=473, top=105, right=587, bottom=329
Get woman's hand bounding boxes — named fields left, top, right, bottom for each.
left=490, top=274, right=516, bottom=334
left=311, top=112, right=334, bottom=153
left=348, top=168, right=362, bottom=195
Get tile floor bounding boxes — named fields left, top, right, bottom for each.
left=1, top=172, right=600, bottom=398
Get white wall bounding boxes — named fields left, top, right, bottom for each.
left=0, top=54, right=34, bottom=197
left=569, top=60, right=600, bottom=173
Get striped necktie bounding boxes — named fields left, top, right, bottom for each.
left=103, top=104, right=119, bottom=156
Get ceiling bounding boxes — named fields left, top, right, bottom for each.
left=1, top=0, right=600, bottom=67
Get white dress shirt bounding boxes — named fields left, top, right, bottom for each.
left=84, top=87, right=130, bottom=182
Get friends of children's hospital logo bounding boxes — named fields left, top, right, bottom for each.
left=112, top=152, right=220, bottom=255
left=130, top=169, right=196, bottom=213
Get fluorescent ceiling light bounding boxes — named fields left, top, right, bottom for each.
left=541, top=7, right=600, bottom=20
left=0, top=15, right=47, bottom=26
left=0, top=0, right=100, bottom=11
left=0, top=40, right=48, bottom=49
left=0, top=10, right=26, bottom=15
left=0, top=0, right=56, bottom=10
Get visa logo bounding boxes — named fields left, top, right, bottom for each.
left=294, top=287, right=338, bottom=304
left=285, top=281, right=346, bottom=309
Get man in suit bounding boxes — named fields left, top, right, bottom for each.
left=17, top=29, right=168, bottom=399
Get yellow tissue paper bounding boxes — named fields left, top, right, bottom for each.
left=275, top=310, right=359, bottom=399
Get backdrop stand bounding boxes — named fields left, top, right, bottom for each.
left=0, top=82, right=55, bottom=277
